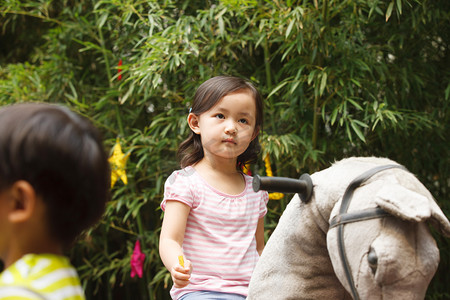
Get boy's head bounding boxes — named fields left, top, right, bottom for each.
left=0, top=103, right=110, bottom=249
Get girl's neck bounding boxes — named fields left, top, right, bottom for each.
left=193, top=157, right=245, bottom=195
left=194, top=156, right=238, bottom=175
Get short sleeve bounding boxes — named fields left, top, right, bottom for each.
left=258, top=190, right=269, bottom=218
left=161, top=168, right=195, bottom=211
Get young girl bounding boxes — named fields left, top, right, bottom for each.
left=159, top=76, right=269, bottom=300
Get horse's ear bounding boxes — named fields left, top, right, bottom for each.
left=428, top=199, right=450, bottom=237
left=375, top=184, right=431, bottom=222
left=375, top=184, right=450, bottom=237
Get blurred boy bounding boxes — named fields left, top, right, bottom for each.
left=0, top=103, right=110, bottom=299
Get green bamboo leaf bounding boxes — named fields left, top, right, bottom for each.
left=347, top=98, right=363, bottom=110
left=339, top=112, right=345, bottom=126
left=267, top=80, right=290, bottom=99
left=354, top=59, right=371, bottom=72
left=445, top=84, right=450, bottom=100
left=119, top=84, right=135, bottom=105
left=281, top=43, right=295, bottom=61
left=255, top=34, right=266, bottom=48
left=386, top=2, right=394, bottom=22
left=350, top=78, right=362, bottom=87
left=345, top=122, right=353, bottom=142
left=396, top=0, right=402, bottom=15
left=368, top=6, right=375, bottom=19
left=307, top=70, right=316, bottom=85
left=353, top=119, right=369, bottom=128
left=350, top=120, right=366, bottom=142
left=294, top=65, right=305, bottom=80
left=372, top=118, right=381, bottom=130
left=319, top=72, right=327, bottom=96
left=97, top=12, right=108, bottom=28
left=218, top=16, right=225, bottom=36
left=289, top=81, right=300, bottom=94
left=215, top=7, right=227, bottom=19
left=330, top=108, right=339, bottom=125
left=286, top=19, right=294, bottom=39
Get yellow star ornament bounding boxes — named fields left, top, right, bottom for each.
left=264, top=154, right=284, bottom=200
left=108, top=139, right=130, bottom=188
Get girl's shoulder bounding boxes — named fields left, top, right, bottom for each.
left=241, top=172, right=269, bottom=203
left=162, top=166, right=199, bottom=209
left=165, top=166, right=197, bottom=187
left=242, top=171, right=258, bottom=188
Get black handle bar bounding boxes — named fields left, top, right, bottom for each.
left=252, top=173, right=313, bottom=203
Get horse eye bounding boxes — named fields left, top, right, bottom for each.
left=368, top=247, right=378, bottom=275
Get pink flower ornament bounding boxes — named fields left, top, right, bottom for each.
left=130, top=239, right=145, bottom=278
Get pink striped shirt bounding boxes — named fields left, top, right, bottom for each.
left=161, top=166, right=269, bottom=299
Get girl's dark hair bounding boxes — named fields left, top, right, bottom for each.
left=178, top=75, right=263, bottom=169
left=0, top=103, right=110, bottom=247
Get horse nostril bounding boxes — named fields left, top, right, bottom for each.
left=368, top=247, right=378, bottom=275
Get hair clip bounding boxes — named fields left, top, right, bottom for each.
left=189, top=108, right=192, bottom=113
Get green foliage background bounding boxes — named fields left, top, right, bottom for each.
left=0, top=0, right=449, bottom=299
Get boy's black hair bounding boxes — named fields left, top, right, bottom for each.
left=0, top=103, right=110, bottom=247
left=178, top=75, right=263, bottom=169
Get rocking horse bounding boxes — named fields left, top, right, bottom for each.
left=248, top=157, right=450, bottom=300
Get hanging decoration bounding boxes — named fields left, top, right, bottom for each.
left=108, top=139, right=130, bottom=188
left=264, top=154, right=284, bottom=200
left=117, top=59, right=123, bottom=81
left=130, top=239, right=145, bottom=278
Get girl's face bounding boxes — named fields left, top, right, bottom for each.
left=188, top=89, right=259, bottom=162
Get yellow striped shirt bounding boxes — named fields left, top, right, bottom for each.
left=0, top=254, right=85, bottom=300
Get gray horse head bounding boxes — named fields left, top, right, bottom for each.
left=248, top=157, right=450, bottom=300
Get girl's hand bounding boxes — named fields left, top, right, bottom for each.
left=171, top=259, right=192, bottom=288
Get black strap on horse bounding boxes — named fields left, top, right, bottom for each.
left=329, top=164, right=408, bottom=300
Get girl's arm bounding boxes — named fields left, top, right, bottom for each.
left=159, top=200, right=192, bottom=288
left=255, top=217, right=265, bottom=256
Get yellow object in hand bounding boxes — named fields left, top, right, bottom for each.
left=178, top=255, right=185, bottom=268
